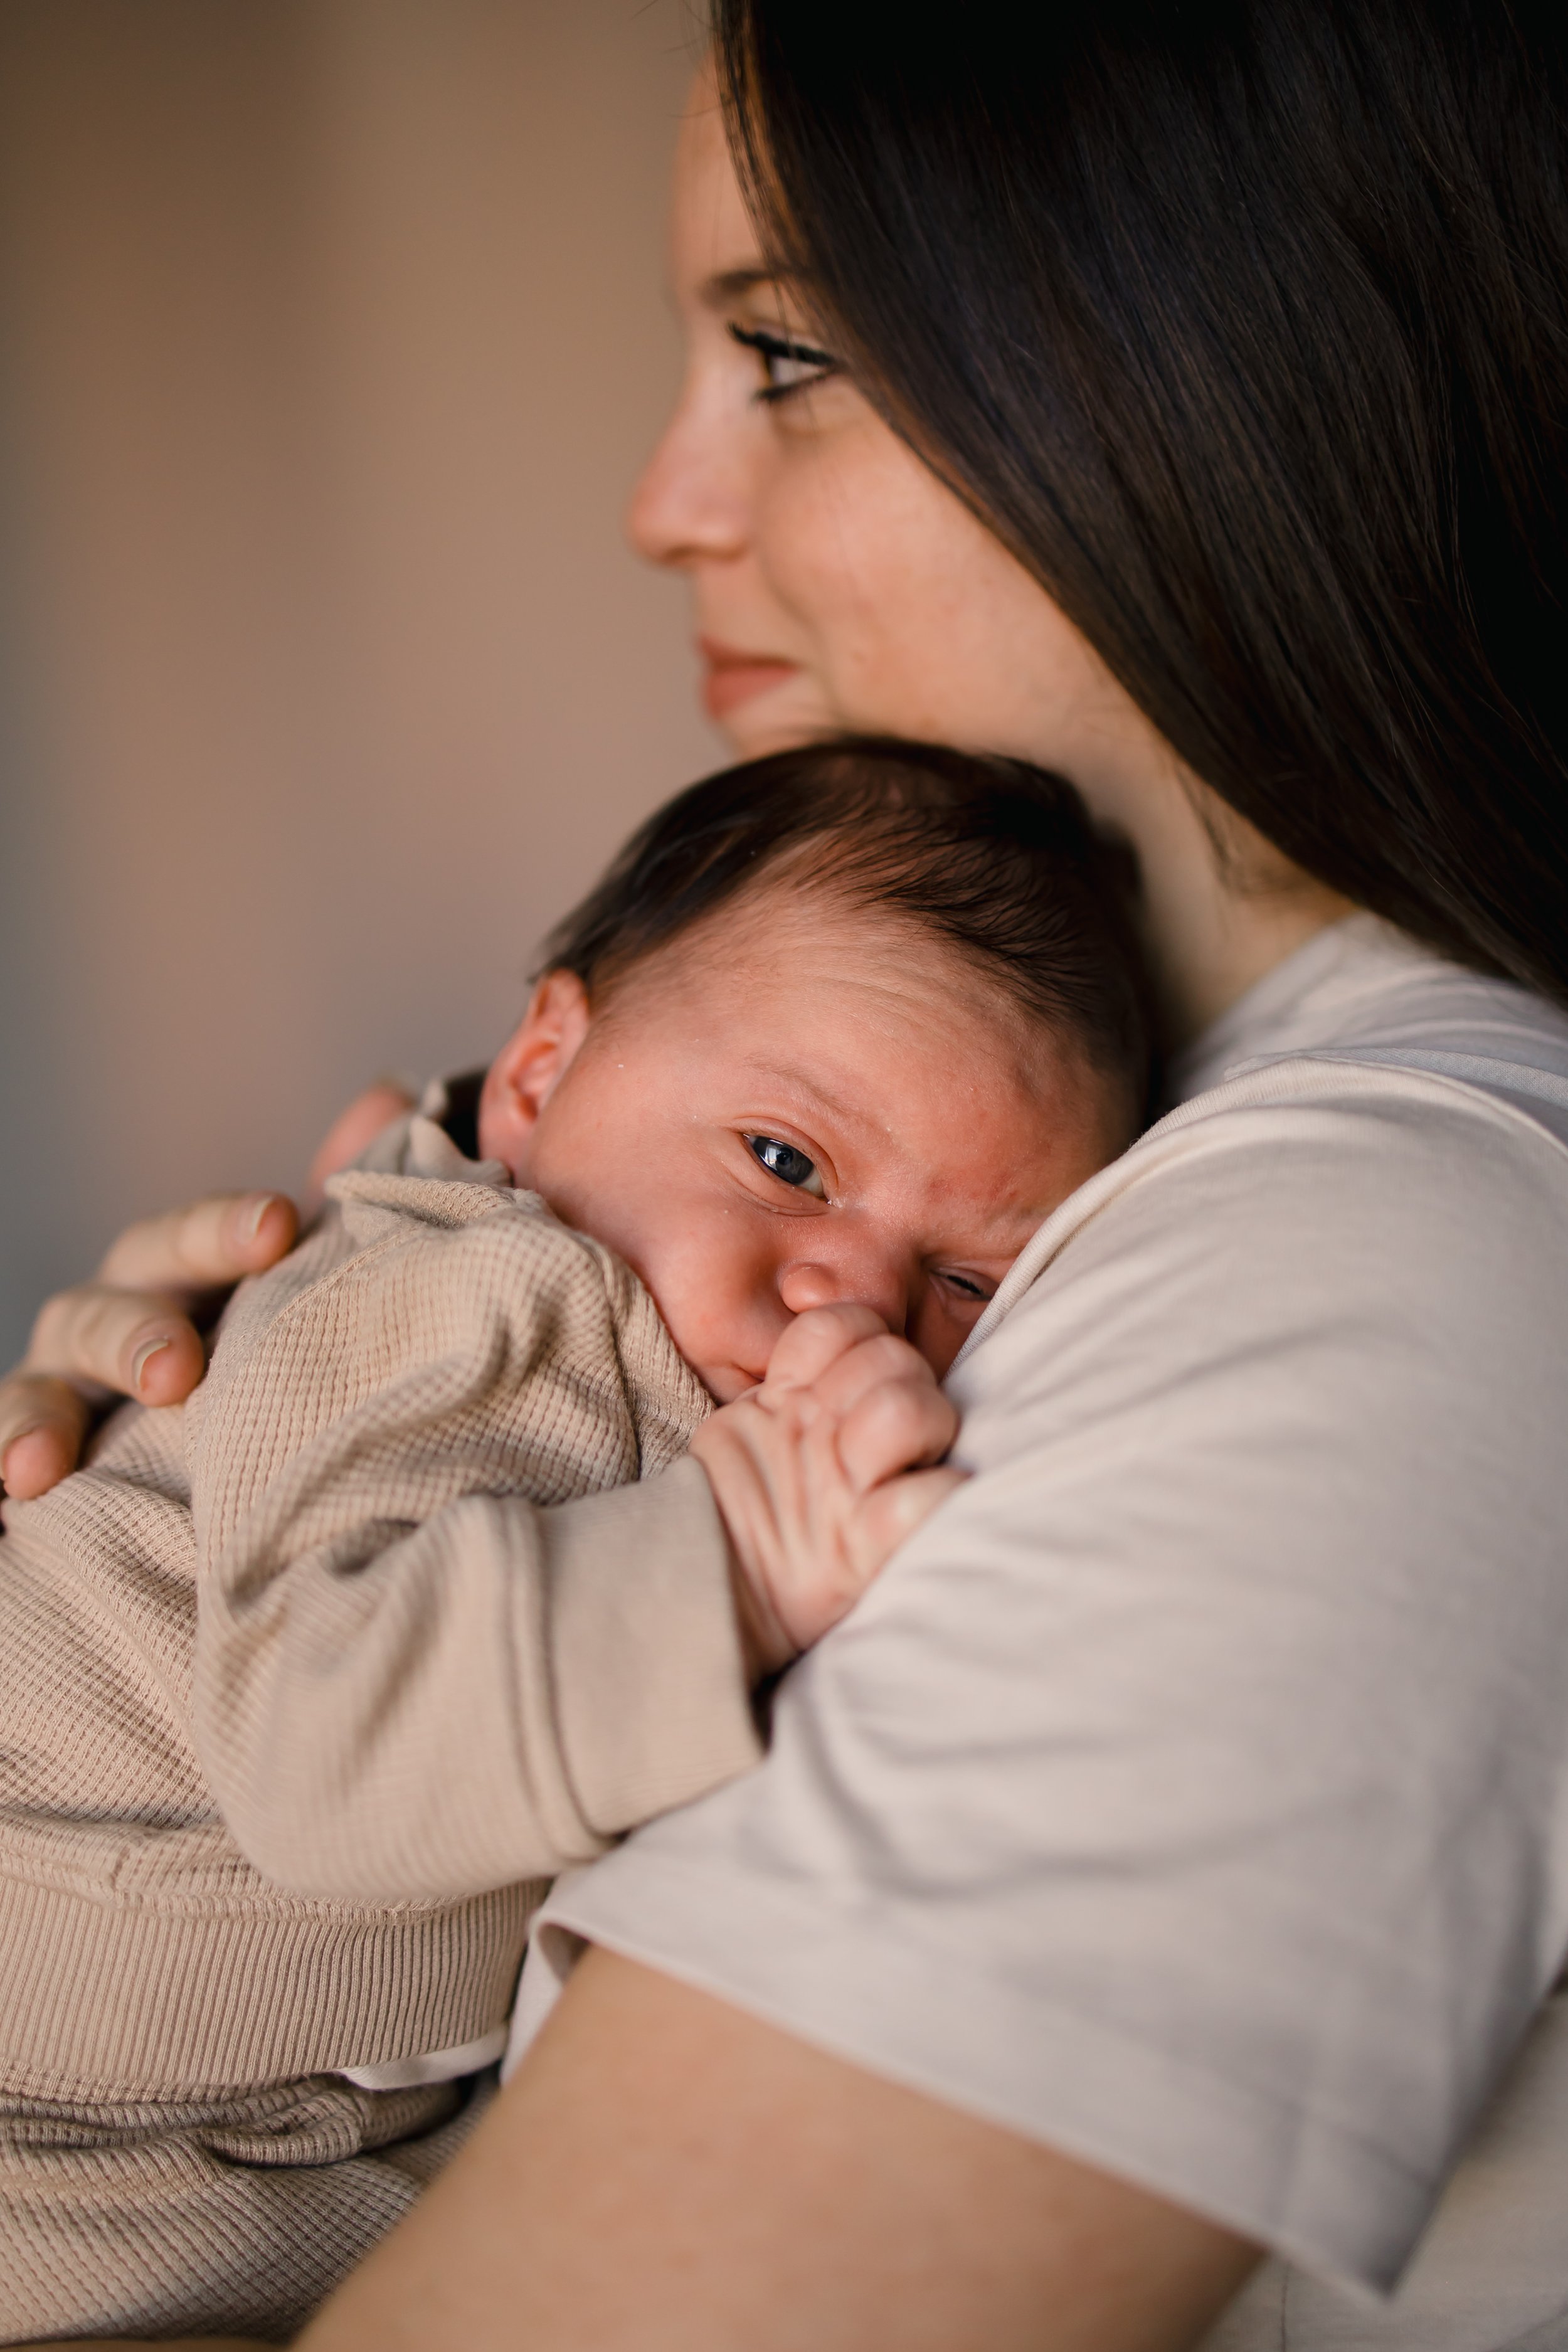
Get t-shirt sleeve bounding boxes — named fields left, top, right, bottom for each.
left=540, top=1066, right=1568, bottom=2293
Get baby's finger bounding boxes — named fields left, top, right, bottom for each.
left=850, top=1465, right=968, bottom=1577
left=760, top=1303, right=889, bottom=1399
left=0, top=1373, right=92, bottom=1499
left=802, top=1328, right=940, bottom=1424
left=26, top=1285, right=208, bottom=1409
left=98, top=1192, right=297, bottom=1293
left=835, top=1370, right=959, bottom=1493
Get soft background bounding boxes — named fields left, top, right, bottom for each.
left=0, top=0, right=718, bottom=1363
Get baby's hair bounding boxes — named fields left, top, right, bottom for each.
left=539, top=736, right=1154, bottom=1131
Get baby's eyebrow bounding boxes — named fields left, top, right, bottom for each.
left=737, top=1059, right=862, bottom=1127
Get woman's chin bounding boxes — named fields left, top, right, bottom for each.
left=712, top=673, right=843, bottom=760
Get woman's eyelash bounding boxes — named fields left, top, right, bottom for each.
left=727, top=322, right=839, bottom=403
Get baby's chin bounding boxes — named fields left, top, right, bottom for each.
left=694, top=1360, right=763, bottom=1407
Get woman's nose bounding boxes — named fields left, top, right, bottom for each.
left=625, top=378, right=750, bottom=571
left=778, top=1258, right=909, bottom=1335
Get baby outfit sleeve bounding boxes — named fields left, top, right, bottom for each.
left=188, top=1177, right=760, bottom=1904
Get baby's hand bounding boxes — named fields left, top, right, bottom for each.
left=689, top=1305, right=966, bottom=1680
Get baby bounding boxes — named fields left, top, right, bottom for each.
left=0, top=735, right=1149, bottom=2343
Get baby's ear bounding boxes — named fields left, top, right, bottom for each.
left=477, top=970, right=592, bottom=1178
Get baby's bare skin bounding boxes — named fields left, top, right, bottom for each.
left=478, top=883, right=1111, bottom=1399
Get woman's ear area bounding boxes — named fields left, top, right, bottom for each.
left=476, top=970, right=594, bottom=1179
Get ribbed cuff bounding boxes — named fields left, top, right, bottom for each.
left=544, top=1458, right=763, bottom=1836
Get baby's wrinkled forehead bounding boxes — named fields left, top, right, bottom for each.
left=600, top=873, right=1019, bottom=1033
left=595, top=879, right=1123, bottom=1150
left=536, top=739, right=1150, bottom=1154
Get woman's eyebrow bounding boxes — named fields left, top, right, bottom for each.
left=700, top=266, right=789, bottom=310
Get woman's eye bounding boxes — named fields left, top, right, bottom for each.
left=746, top=1135, right=827, bottom=1197
left=728, top=321, right=839, bottom=404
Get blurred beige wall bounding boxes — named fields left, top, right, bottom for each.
left=0, top=0, right=718, bottom=1360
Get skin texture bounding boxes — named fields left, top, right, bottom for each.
left=1, top=57, right=1370, bottom=2351
left=474, top=882, right=1103, bottom=1670
left=478, top=893, right=1114, bottom=1399
left=297, top=1951, right=1258, bottom=2352
left=690, top=1300, right=965, bottom=1673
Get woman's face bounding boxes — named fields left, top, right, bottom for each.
left=628, top=76, right=1147, bottom=788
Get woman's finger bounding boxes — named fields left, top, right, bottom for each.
left=0, top=1194, right=297, bottom=1500
left=305, top=1081, right=418, bottom=1207
left=25, top=1285, right=208, bottom=1407
left=97, top=1192, right=297, bottom=1293
left=0, top=1373, right=92, bottom=1500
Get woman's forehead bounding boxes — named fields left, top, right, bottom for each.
left=670, top=66, right=761, bottom=287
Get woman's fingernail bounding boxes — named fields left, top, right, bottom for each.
left=131, top=1336, right=174, bottom=1396
left=238, top=1194, right=277, bottom=1242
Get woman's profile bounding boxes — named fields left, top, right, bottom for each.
left=6, top=3, right=1568, bottom=2346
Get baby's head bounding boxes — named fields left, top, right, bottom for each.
left=478, top=738, right=1150, bottom=1398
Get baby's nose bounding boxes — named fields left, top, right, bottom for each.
left=778, top=1259, right=907, bottom=1333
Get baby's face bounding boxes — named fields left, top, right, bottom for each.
left=478, top=888, right=1118, bottom=1400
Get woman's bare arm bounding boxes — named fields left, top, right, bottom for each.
left=299, top=1947, right=1259, bottom=2352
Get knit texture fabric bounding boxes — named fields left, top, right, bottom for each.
left=0, top=1115, right=752, bottom=2340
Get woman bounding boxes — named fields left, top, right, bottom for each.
left=8, top=3, right=1568, bottom=2344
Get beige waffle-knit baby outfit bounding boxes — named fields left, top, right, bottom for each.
left=0, top=1109, right=754, bottom=2343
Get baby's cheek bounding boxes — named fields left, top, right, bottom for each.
left=905, top=1296, right=972, bottom=1384
left=647, top=1227, right=791, bottom=1398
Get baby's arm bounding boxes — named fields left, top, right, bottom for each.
left=191, top=1210, right=954, bottom=1907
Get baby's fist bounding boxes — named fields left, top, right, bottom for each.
left=691, top=1305, right=965, bottom=1680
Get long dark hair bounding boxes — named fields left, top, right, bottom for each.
left=715, top=0, right=1568, bottom=1002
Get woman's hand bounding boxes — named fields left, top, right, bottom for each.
left=691, top=1302, right=965, bottom=1678
left=0, top=1192, right=300, bottom=1499
left=0, top=1079, right=417, bottom=1503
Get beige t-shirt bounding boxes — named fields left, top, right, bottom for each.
left=536, top=916, right=1568, bottom=2348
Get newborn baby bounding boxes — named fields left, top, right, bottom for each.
left=0, top=735, right=1149, bottom=2343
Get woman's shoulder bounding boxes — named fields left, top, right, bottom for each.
left=951, top=924, right=1568, bottom=1511
left=1170, top=911, right=1568, bottom=1138
left=968, top=919, right=1568, bottom=1360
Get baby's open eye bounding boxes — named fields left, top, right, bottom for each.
left=746, top=1135, right=827, bottom=1199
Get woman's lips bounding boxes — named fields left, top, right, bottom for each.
left=698, top=637, right=801, bottom=721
